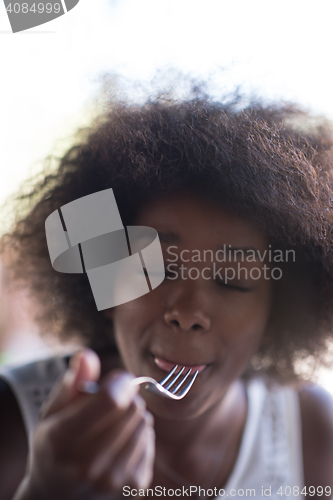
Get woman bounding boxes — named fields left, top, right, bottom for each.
left=1, top=88, right=333, bottom=499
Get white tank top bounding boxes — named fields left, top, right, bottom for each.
left=0, top=357, right=304, bottom=499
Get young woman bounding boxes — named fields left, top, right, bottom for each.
left=1, top=89, right=333, bottom=500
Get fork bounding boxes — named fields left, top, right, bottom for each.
left=78, top=364, right=199, bottom=400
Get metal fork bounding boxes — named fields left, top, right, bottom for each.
left=132, top=364, right=199, bottom=400
left=78, top=365, right=199, bottom=400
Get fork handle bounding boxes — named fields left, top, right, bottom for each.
left=77, top=376, right=154, bottom=394
left=77, top=380, right=100, bottom=394
left=131, top=376, right=159, bottom=386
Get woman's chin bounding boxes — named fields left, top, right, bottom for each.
left=141, top=385, right=221, bottom=421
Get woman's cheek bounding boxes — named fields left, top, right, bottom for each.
left=222, top=288, right=272, bottom=347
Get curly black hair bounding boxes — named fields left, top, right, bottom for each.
left=3, top=84, right=333, bottom=381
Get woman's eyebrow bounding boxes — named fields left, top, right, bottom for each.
left=157, top=234, right=259, bottom=252
left=158, top=231, right=182, bottom=243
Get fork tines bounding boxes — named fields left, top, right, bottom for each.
left=159, top=365, right=199, bottom=397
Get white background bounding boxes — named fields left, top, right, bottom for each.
left=0, top=0, right=333, bottom=391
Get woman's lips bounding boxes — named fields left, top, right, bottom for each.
left=153, top=356, right=207, bottom=374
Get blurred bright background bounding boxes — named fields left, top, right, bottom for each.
left=1, top=0, right=333, bottom=391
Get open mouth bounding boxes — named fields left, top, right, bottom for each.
left=153, top=355, right=208, bottom=374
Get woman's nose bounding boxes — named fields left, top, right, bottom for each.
left=163, top=288, right=211, bottom=333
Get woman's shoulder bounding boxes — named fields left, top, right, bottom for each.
left=298, top=383, right=333, bottom=490
left=246, top=375, right=333, bottom=489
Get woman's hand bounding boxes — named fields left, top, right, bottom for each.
left=15, top=349, right=155, bottom=500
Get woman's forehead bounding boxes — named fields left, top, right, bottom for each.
left=136, top=193, right=269, bottom=251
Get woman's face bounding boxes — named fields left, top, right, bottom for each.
left=109, top=194, right=272, bottom=419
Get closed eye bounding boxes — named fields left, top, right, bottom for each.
left=215, top=278, right=253, bottom=292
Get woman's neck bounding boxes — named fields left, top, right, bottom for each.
left=154, top=379, right=246, bottom=447
left=152, top=379, right=248, bottom=491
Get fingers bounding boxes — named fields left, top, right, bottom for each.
left=48, top=371, right=139, bottom=442
left=34, top=354, right=155, bottom=495
left=77, top=397, right=146, bottom=481
left=137, top=419, right=156, bottom=489
left=38, top=377, right=154, bottom=492
left=94, top=410, right=155, bottom=492
left=113, top=411, right=155, bottom=489
left=76, top=397, right=144, bottom=463
left=41, top=349, right=101, bottom=418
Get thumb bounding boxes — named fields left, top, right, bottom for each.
left=40, top=348, right=101, bottom=418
